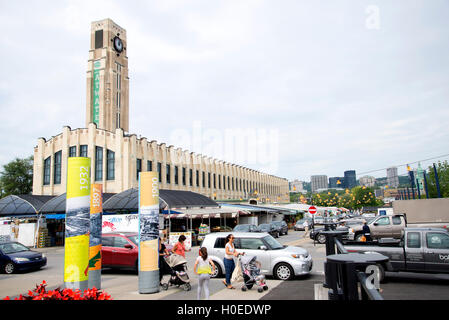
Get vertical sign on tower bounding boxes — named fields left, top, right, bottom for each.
left=138, top=172, right=160, bottom=294
left=92, top=60, right=101, bottom=126
left=64, top=157, right=91, bottom=291
left=88, top=184, right=103, bottom=289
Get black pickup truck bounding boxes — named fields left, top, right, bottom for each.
left=343, top=227, right=449, bottom=282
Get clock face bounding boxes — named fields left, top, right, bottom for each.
left=113, top=36, right=123, bottom=53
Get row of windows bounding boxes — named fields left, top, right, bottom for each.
left=43, top=146, right=284, bottom=194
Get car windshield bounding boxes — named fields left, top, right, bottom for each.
left=259, top=224, right=270, bottom=231
left=234, top=225, right=249, bottom=231
left=263, top=235, right=284, bottom=250
left=0, top=242, right=30, bottom=254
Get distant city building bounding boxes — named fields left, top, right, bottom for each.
left=359, top=175, right=376, bottom=187
left=289, top=179, right=306, bottom=194
left=311, top=175, right=328, bottom=193
left=386, top=167, right=399, bottom=188
left=344, top=170, right=357, bottom=189
left=329, top=177, right=344, bottom=189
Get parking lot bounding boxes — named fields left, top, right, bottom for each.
left=1, top=230, right=449, bottom=300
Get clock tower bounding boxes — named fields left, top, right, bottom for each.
left=86, top=18, right=129, bottom=132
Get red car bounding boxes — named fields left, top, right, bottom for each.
left=101, top=232, right=139, bottom=272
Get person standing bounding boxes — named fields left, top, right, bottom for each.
left=193, top=247, right=216, bottom=300
left=159, top=238, right=170, bottom=284
left=172, top=234, right=191, bottom=258
left=362, top=221, right=372, bottom=241
left=303, top=219, right=310, bottom=238
left=222, top=234, right=242, bottom=289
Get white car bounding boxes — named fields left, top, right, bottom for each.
left=200, top=232, right=313, bottom=281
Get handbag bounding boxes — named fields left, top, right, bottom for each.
left=231, top=258, right=243, bottom=283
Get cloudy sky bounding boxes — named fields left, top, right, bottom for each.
left=1, top=0, right=448, bottom=182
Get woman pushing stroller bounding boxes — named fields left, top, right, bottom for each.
left=222, top=234, right=244, bottom=289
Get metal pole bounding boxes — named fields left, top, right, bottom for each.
left=407, top=187, right=410, bottom=200
left=423, top=171, right=430, bottom=199
left=433, top=163, right=442, bottom=198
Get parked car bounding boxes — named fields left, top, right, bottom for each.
left=201, top=232, right=313, bottom=280
left=0, top=241, right=47, bottom=274
left=344, top=228, right=449, bottom=282
left=233, top=224, right=259, bottom=232
left=312, top=216, right=325, bottom=225
left=271, top=220, right=288, bottom=235
left=101, top=232, right=139, bottom=272
left=294, top=218, right=313, bottom=231
left=258, top=223, right=280, bottom=238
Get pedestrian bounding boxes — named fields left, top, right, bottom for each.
left=172, top=235, right=191, bottom=258
left=159, top=237, right=170, bottom=284
left=193, top=247, right=216, bottom=300
left=303, top=219, right=310, bottom=238
left=222, top=234, right=242, bottom=289
left=362, top=221, right=372, bottom=241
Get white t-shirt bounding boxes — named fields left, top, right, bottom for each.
left=195, top=256, right=212, bottom=274
left=303, top=220, right=309, bottom=227
left=225, top=242, right=235, bottom=260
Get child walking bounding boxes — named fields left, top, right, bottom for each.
left=193, top=247, right=216, bottom=300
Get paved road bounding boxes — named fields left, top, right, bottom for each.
left=2, top=230, right=449, bottom=300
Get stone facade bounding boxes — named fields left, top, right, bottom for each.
left=33, top=124, right=289, bottom=202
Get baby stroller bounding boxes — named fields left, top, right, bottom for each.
left=160, top=253, right=191, bottom=291
left=239, top=255, right=268, bottom=293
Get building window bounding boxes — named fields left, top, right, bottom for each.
left=157, top=162, right=162, bottom=182
left=107, top=150, right=115, bottom=180
left=166, top=164, right=171, bottom=183
left=43, top=157, right=51, bottom=185
left=213, top=174, right=216, bottom=189
left=174, top=166, right=179, bottom=185
left=182, top=167, right=186, bottom=186
left=95, top=146, right=103, bottom=181
left=208, top=173, right=211, bottom=189
left=196, top=170, right=199, bottom=187
left=147, top=160, right=153, bottom=172
left=228, top=177, right=230, bottom=190
left=202, top=172, right=205, bottom=188
left=189, top=169, right=193, bottom=186
left=53, top=151, right=62, bottom=184
left=219, top=175, right=222, bottom=189
left=80, top=145, right=88, bottom=157
left=136, top=159, right=142, bottom=180
left=69, top=146, right=77, bottom=157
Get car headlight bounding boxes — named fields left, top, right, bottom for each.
left=291, top=254, right=307, bottom=259
left=14, top=257, right=30, bottom=262
left=41, top=254, right=46, bottom=259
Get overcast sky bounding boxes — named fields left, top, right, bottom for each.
left=1, top=0, right=448, bottom=182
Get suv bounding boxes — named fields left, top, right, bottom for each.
left=200, top=232, right=312, bottom=281
left=258, top=223, right=280, bottom=238
left=101, top=232, right=139, bottom=272
left=271, top=220, right=288, bottom=236
left=233, top=224, right=259, bottom=232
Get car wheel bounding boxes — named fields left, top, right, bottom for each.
left=274, top=263, right=294, bottom=281
left=377, top=264, right=386, bottom=283
left=317, top=234, right=326, bottom=244
left=4, top=262, right=15, bottom=274
left=210, top=262, right=222, bottom=278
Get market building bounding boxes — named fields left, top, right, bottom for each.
left=31, top=18, right=289, bottom=203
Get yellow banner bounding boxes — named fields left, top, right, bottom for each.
left=140, top=172, right=159, bottom=207
left=90, top=184, right=103, bottom=214
left=140, top=240, right=159, bottom=271
left=64, top=234, right=90, bottom=282
left=67, top=157, right=91, bottom=199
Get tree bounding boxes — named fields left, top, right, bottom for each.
left=426, top=161, right=449, bottom=198
left=0, top=156, right=33, bottom=197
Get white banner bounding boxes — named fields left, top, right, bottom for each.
left=102, top=214, right=139, bottom=233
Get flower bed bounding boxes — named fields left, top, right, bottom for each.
left=3, top=281, right=112, bottom=300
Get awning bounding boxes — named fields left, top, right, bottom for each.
left=165, top=206, right=241, bottom=219
left=103, top=188, right=219, bottom=212
left=44, top=214, right=65, bottom=220
left=0, top=195, right=55, bottom=216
